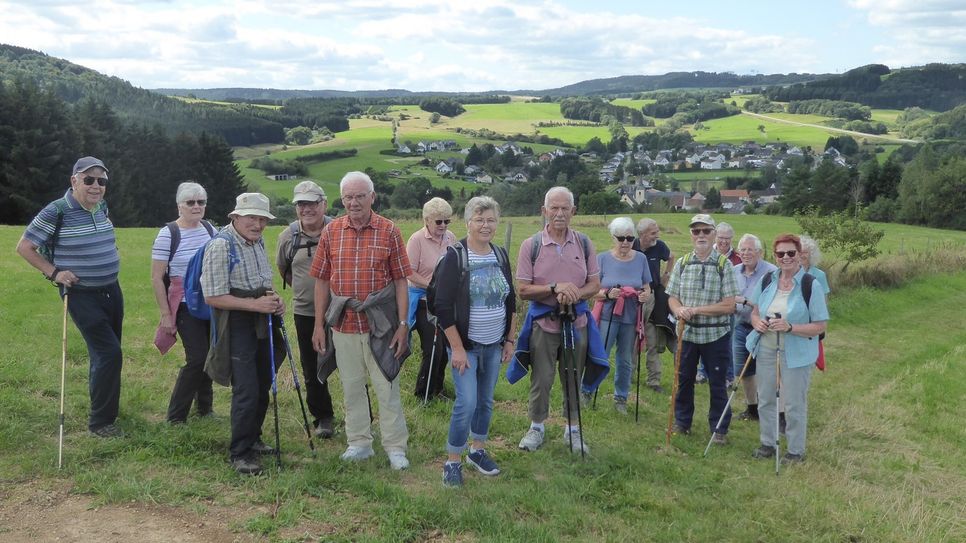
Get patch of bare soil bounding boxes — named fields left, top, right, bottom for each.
left=0, top=480, right=261, bottom=543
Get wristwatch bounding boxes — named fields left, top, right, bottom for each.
left=549, top=283, right=557, bottom=296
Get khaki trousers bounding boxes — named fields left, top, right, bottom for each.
left=528, top=325, right=588, bottom=424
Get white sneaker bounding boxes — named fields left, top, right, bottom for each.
left=388, top=450, right=409, bottom=470
left=518, top=427, right=545, bottom=451
left=340, top=445, right=374, bottom=462
left=563, top=429, right=590, bottom=455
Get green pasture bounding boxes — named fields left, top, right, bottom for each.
left=0, top=215, right=964, bottom=542
left=609, top=98, right=656, bottom=109
left=694, top=113, right=840, bottom=149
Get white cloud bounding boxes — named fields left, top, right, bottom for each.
left=848, top=0, right=966, bottom=66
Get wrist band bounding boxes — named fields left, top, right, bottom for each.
left=47, top=267, right=61, bottom=281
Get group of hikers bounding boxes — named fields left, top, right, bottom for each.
left=17, top=155, right=829, bottom=486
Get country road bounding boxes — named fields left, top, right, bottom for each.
left=740, top=111, right=920, bottom=144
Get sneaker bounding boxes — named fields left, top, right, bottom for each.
left=648, top=384, right=666, bottom=394
left=518, top=427, right=545, bottom=452
left=89, top=423, right=124, bottom=438
left=671, top=424, right=691, bottom=436
left=314, top=419, right=335, bottom=439
left=563, top=429, right=590, bottom=455
left=695, top=373, right=708, bottom=385
left=782, top=453, right=805, bottom=464
left=579, top=391, right=593, bottom=408
left=752, top=445, right=777, bottom=459
left=250, top=439, right=275, bottom=456
left=231, top=454, right=262, bottom=475
left=466, top=449, right=500, bottom=476
left=388, top=450, right=409, bottom=470
left=442, top=462, right=464, bottom=487
left=711, top=432, right=728, bottom=445
left=614, top=398, right=628, bottom=416
left=340, top=445, right=375, bottom=462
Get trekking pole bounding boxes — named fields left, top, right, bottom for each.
left=775, top=326, right=783, bottom=476
left=267, top=314, right=282, bottom=471
left=557, top=305, right=576, bottom=455
left=635, top=300, right=646, bottom=423
left=593, top=286, right=619, bottom=410
left=703, top=352, right=754, bottom=457
left=665, top=319, right=686, bottom=449
left=563, top=305, right=586, bottom=459
left=58, top=293, right=69, bottom=469
left=277, top=317, right=315, bottom=453
left=423, top=316, right=439, bottom=406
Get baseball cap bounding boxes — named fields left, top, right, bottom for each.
left=73, top=156, right=109, bottom=175
left=689, top=214, right=715, bottom=227
left=292, top=181, right=326, bottom=203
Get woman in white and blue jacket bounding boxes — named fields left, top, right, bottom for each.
left=746, top=234, right=829, bottom=464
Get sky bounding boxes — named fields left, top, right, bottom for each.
left=1, top=0, right=963, bottom=92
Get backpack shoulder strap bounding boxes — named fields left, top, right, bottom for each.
left=576, top=231, right=591, bottom=262
left=801, top=272, right=814, bottom=313
left=165, top=222, right=181, bottom=263
left=716, top=254, right=728, bottom=277
left=529, top=232, right=542, bottom=268
left=201, top=220, right=216, bottom=237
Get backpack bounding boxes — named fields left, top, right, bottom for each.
left=528, top=230, right=591, bottom=268
left=182, top=230, right=239, bottom=320
left=426, top=242, right=509, bottom=317
left=162, top=220, right=216, bottom=290
left=280, top=217, right=331, bottom=289
left=38, top=199, right=68, bottom=266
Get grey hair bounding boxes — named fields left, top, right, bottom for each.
left=339, top=171, right=374, bottom=193
left=464, top=196, right=501, bottom=221
left=608, top=217, right=636, bottom=237
left=716, top=222, right=735, bottom=236
left=799, top=235, right=822, bottom=266
left=737, top=233, right=763, bottom=253
left=422, top=197, right=453, bottom=219
left=544, top=186, right=575, bottom=208
left=636, top=217, right=657, bottom=233
left=176, top=181, right=207, bottom=204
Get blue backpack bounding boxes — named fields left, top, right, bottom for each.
left=183, top=231, right=238, bottom=320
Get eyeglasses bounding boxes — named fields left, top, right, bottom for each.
left=296, top=200, right=321, bottom=208
left=775, top=250, right=798, bottom=258
left=341, top=192, right=370, bottom=202
left=434, top=219, right=451, bottom=225
left=690, top=227, right=714, bottom=236
left=183, top=199, right=206, bottom=207
left=81, top=176, right=108, bottom=186
left=614, top=235, right=635, bottom=243
left=470, top=217, right=498, bottom=226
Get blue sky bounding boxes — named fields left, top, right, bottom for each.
left=1, top=0, right=963, bottom=91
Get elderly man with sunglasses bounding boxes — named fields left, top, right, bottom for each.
left=17, top=156, right=126, bottom=438
left=666, top=214, right=739, bottom=445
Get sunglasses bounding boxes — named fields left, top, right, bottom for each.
left=81, top=176, right=108, bottom=186
left=615, top=235, right=635, bottom=243
left=183, top=199, right=206, bottom=207
left=296, top=200, right=321, bottom=208
left=434, top=219, right=451, bottom=225
left=775, top=250, right=798, bottom=258
left=690, top=227, right=714, bottom=236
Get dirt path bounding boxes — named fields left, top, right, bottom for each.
left=740, top=111, right=920, bottom=143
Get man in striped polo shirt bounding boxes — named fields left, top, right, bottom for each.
left=17, top=156, right=125, bottom=438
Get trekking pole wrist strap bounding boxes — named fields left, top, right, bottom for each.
left=46, top=267, right=61, bottom=281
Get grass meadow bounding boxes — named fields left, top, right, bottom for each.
left=1, top=213, right=964, bottom=542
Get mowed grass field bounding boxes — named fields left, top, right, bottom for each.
left=1, top=214, right=964, bottom=541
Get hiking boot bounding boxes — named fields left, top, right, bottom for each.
left=518, top=427, right=545, bottom=452
left=388, top=450, right=410, bottom=470
left=89, top=423, right=124, bottom=438
left=752, top=445, right=777, bottom=459
left=231, top=454, right=262, bottom=475
left=695, top=373, right=708, bottom=385
left=466, top=449, right=500, bottom=476
left=442, top=462, right=464, bottom=488
left=614, top=397, right=628, bottom=416
left=579, top=391, right=593, bottom=408
left=250, top=439, right=275, bottom=456
left=779, top=413, right=787, bottom=436
left=711, top=432, right=728, bottom=445
left=738, top=405, right=759, bottom=421
left=563, top=428, right=590, bottom=455
left=782, top=453, right=805, bottom=464
left=340, top=445, right=375, bottom=462
left=671, top=424, right=691, bottom=436
left=648, top=384, right=666, bottom=394
left=314, top=419, right=335, bottom=439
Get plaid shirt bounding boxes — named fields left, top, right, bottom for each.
left=310, top=211, right=411, bottom=333
left=666, top=249, right=739, bottom=344
left=201, top=223, right=273, bottom=297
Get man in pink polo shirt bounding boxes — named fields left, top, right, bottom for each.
left=515, top=186, right=601, bottom=454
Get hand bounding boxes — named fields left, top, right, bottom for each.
left=556, top=282, right=580, bottom=305
left=312, top=323, right=327, bottom=353
left=54, top=269, right=79, bottom=288
left=252, top=293, right=282, bottom=315
left=753, top=318, right=769, bottom=333
left=159, top=314, right=176, bottom=335
left=273, top=298, right=286, bottom=316
left=638, top=288, right=651, bottom=303
left=675, top=306, right=693, bottom=321
left=735, top=296, right=746, bottom=307
left=389, top=323, right=408, bottom=360
left=607, top=287, right=621, bottom=300
left=501, top=341, right=515, bottom=363
left=450, top=347, right=469, bottom=375
left=768, top=318, right=789, bottom=333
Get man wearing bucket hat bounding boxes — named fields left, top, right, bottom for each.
left=17, top=156, right=126, bottom=438
left=202, top=192, right=285, bottom=475
left=276, top=181, right=336, bottom=438
left=666, top=213, right=738, bottom=444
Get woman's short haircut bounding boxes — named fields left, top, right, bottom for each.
left=608, top=217, right=636, bottom=237
left=422, top=197, right=453, bottom=219
left=799, top=235, right=822, bottom=266
left=176, top=181, right=206, bottom=204
left=772, top=233, right=802, bottom=253
left=738, top=233, right=763, bottom=252
left=464, top=196, right=500, bottom=221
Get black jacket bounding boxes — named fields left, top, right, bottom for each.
left=433, top=238, right=516, bottom=348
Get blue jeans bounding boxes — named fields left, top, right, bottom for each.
left=674, top=332, right=732, bottom=434
left=585, top=319, right=636, bottom=400
left=732, top=321, right=755, bottom=378
left=446, top=341, right=503, bottom=455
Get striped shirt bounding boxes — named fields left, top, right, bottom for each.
left=666, top=249, right=739, bottom=344
left=467, top=249, right=510, bottom=345
left=22, top=190, right=119, bottom=287
left=151, top=224, right=215, bottom=278
left=200, top=223, right=273, bottom=298
left=310, top=211, right=411, bottom=333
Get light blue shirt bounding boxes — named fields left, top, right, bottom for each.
left=734, top=259, right=778, bottom=324
left=746, top=267, right=830, bottom=368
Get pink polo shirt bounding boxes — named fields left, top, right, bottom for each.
left=406, top=227, right=457, bottom=287
left=516, top=226, right=599, bottom=333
